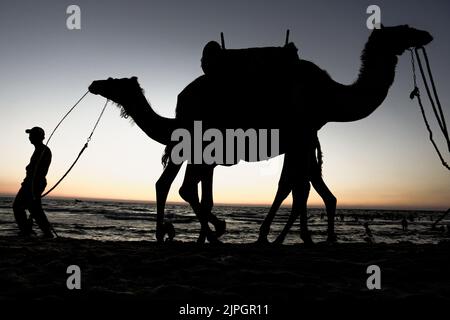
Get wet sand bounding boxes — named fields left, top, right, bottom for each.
left=1, top=236, right=449, bottom=306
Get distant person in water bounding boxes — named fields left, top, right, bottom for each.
left=12, top=127, right=53, bottom=238
left=401, top=217, right=408, bottom=231
left=363, top=222, right=374, bottom=244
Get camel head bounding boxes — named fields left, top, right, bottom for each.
left=372, top=25, right=433, bottom=56
left=89, top=76, right=143, bottom=118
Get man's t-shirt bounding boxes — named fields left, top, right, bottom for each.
left=23, top=145, right=52, bottom=187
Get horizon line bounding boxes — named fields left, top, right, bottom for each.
left=0, top=193, right=446, bottom=211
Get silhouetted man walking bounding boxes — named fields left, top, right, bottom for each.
left=13, top=127, right=53, bottom=238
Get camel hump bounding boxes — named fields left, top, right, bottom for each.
left=201, top=41, right=300, bottom=78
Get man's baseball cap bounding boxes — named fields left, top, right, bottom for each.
left=25, top=127, right=45, bottom=138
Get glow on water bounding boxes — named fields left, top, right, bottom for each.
left=0, top=197, right=448, bottom=244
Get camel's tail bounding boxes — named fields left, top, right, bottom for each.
left=162, top=144, right=172, bottom=168
left=316, top=137, right=323, bottom=177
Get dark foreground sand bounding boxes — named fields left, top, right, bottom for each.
left=1, top=237, right=449, bottom=306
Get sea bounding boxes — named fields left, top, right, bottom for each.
left=0, top=196, right=448, bottom=244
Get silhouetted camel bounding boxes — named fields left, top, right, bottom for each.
left=88, top=25, right=432, bottom=244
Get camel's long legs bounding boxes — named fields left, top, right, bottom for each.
left=258, top=155, right=293, bottom=243
left=157, top=145, right=334, bottom=245
left=179, top=164, right=223, bottom=243
left=179, top=164, right=209, bottom=242
left=258, top=142, right=337, bottom=244
left=200, top=166, right=226, bottom=237
left=182, top=164, right=224, bottom=243
left=155, top=161, right=182, bottom=242
left=200, top=166, right=214, bottom=217
left=310, top=174, right=337, bottom=241
left=274, top=178, right=311, bottom=244
left=155, top=161, right=224, bottom=243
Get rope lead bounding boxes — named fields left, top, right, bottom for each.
left=409, top=48, right=450, bottom=171
left=41, top=98, right=109, bottom=198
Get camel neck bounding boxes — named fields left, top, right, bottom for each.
left=354, top=44, right=398, bottom=96
left=326, top=40, right=399, bottom=123
left=120, top=89, right=176, bottom=145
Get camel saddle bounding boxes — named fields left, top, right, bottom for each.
left=201, top=41, right=300, bottom=78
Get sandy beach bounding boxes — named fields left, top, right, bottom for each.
left=1, top=236, right=449, bottom=306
